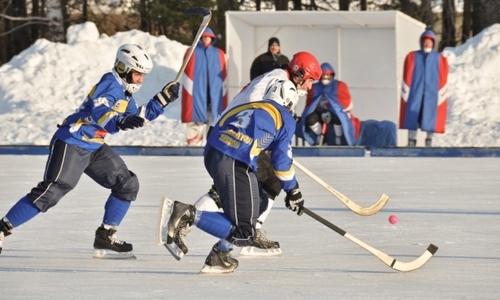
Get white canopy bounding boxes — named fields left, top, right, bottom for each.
left=225, top=11, right=425, bottom=145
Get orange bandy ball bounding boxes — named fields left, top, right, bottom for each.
left=388, top=214, right=399, bottom=224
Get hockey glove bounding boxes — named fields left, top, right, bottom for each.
left=156, top=81, right=180, bottom=108
left=285, top=188, right=304, bottom=216
left=117, top=115, right=145, bottom=131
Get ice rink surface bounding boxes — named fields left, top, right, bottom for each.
left=0, top=155, right=499, bottom=299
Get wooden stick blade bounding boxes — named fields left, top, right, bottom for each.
left=293, top=160, right=389, bottom=215
left=391, top=244, right=439, bottom=272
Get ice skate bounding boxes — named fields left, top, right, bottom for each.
left=93, top=225, right=135, bottom=259
left=164, top=201, right=195, bottom=260
left=200, top=243, right=239, bottom=274
left=0, top=218, right=13, bottom=255
left=239, top=229, right=282, bottom=257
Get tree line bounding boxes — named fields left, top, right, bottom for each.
left=1, top=0, right=500, bottom=65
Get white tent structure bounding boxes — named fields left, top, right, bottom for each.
left=225, top=11, right=426, bottom=146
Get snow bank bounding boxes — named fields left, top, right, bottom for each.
left=0, top=22, right=187, bottom=146
left=435, top=24, right=500, bottom=146
left=0, top=21, right=499, bottom=146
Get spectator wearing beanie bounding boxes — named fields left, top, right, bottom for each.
left=250, top=37, right=290, bottom=80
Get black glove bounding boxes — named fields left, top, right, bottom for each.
left=117, top=115, right=145, bottom=131
left=156, top=81, right=180, bottom=107
left=285, top=187, right=304, bottom=215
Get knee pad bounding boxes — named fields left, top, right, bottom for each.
left=112, top=171, right=139, bottom=202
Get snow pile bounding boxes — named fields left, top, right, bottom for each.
left=435, top=24, right=500, bottom=146
left=0, top=21, right=499, bottom=146
left=0, top=22, right=187, bottom=146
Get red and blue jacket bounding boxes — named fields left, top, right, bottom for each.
left=181, top=32, right=227, bottom=123
left=399, top=48, right=448, bottom=133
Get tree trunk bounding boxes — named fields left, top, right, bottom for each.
left=473, top=0, right=500, bottom=35
left=256, top=0, right=261, bottom=11
left=46, top=0, right=65, bottom=42
left=32, top=0, right=40, bottom=39
left=360, top=0, right=367, bottom=11
left=139, top=0, right=148, bottom=32
left=440, top=0, right=456, bottom=50
left=5, top=0, right=32, bottom=59
left=420, top=0, right=433, bottom=26
left=462, top=0, right=472, bottom=42
left=275, top=0, right=288, bottom=10
left=339, top=0, right=350, bottom=11
left=82, top=0, right=88, bottom=22
left=292, top=0, right=302, bottom=10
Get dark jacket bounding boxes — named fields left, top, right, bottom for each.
left=250, top=51, right=289, bottom=80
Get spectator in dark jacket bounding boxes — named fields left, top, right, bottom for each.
left=250, top=37, right=290, bottom=80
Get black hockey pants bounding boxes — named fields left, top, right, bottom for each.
left=27, top=138, right=139, bottom=212
left=204, top=145, right=260, bottom=246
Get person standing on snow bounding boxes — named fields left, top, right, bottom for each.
left=180, top=27, right=228, bottom=146
left=0, top=44, right=179, bottom=258
left=165, top=79, right=305, bottom=273
left=399, top=28, right=449, bottom=147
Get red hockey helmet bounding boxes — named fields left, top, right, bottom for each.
left=288, top=51, right=321, bottom=82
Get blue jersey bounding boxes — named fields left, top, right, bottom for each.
left=54, top=72, right=165, bottom=151
left=207, top=100, right=297, bottom=192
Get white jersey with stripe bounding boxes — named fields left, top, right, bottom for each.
left=212, top=69, right=288, bottom=126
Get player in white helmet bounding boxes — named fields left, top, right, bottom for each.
left=0, top=44, right=179, bottom=258
left=164, top=79, right=305, bottom=273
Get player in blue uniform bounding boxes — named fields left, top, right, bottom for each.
left=0, top=44, right=179, bottom=258
left=164, top=80, right=305, bottom=273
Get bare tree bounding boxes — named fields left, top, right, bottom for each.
left=256, top=0, right=261, bottom=11
left=360, top=0, right=367, bottom=11
left=440, top=0, right=456, bottom=50
left=420, top=0, right=433, bottom=26
left=462, top=0, right=472, bottom=42
left=46, top=0, right=65, bottom=42
left=275, top=0, right=288, bottom=10
left=473, top=0, right=500, bottom=35
left=339, top=0, right=350, bottom=11
left=292, top=0, right=301, bottom=10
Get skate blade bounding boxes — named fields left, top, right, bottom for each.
left=158, top=197, right=175, bottom=245
left=93, top=249, right=136, bottom=259
left=164, top=242, right=185, bottom=261
left=239, top=246, right=282, bottom=257
left=200, top=264, right=236, bottom=274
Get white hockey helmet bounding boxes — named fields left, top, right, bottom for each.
left=264, top=79, right=299, bottom=113
left=114, top=44, right=153, bottom=93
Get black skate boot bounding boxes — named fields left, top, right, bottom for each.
left=93, top=225, right=135, bottom=259
left=240, top=229, right=282, bottom=257
left=165, top=201, right=195, bottom=260
left=0, top=218, right=13, bottom=255
left=200, top=243, right=239, bottom=274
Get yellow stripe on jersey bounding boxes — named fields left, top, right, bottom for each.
left=112, top=99, right=129, bottom=113
left=88, top=85, right=97, bottom=98
left=218, top=102, right=283, bottom=130
left=274, top=166, right=296, bottom=181
left=97, top=111, right=118, bottom=127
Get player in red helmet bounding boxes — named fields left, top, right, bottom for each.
left=174, top=50, right=321, bottom=271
